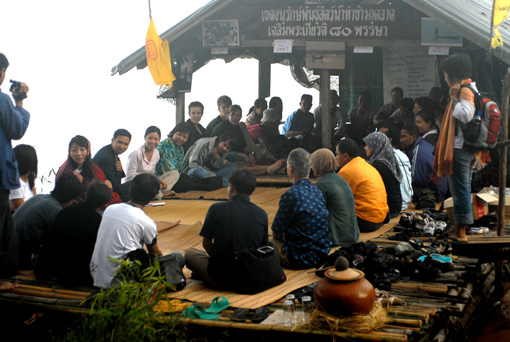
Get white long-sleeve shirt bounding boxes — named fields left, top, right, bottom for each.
left=453, top=82, right=477, bottom=149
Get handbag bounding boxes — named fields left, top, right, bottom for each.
left=229, top=202, right=286, bottom=294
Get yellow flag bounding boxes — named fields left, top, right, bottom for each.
left=145, top=18, right=176, bottom=86
left=491, top=0, right=510, bottom=49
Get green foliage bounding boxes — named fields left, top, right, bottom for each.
left=60, top=257, right=187, bottom=342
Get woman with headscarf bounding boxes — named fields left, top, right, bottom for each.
left=311, top=148, right=359, bottom=247
left=363, top=132, right=402, bottom=218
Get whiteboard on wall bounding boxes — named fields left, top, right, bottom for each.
left=383, top=47, right=437, bottom=102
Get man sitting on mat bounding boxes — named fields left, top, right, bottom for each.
left=271, top=148, right=331, bottom=269
left=336, top=138, right=389, bottom=233
left=185, top=168, right=269, bottom=290
left=90, top=173, right=184, bottom=289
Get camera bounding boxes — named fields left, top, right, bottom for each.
left=9, top=79, right=27, bottom=100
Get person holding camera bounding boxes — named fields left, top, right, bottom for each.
left=0, top=52, right=30, bottom=290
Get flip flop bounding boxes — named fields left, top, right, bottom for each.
left=418, top=254, right=452, bottom=263
left=205, top=296, right=230, bottom=314
left=182, top=305, right=218, bottom=320
left=231, top=308, right=249, bottom=322
left=250, top=307, right=269, bottom=323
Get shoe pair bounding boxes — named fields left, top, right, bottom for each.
left=423, top=220, right=447, bottom=237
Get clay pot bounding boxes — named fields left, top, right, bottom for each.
left=313, top=256, right=375, bottom=316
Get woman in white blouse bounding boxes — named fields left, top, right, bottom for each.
left=124, top=126, right=167, bottom=190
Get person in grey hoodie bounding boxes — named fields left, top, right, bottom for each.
left=182, top=132, right=236, bottom=187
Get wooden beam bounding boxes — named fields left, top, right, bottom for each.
left=320, top=69, right=331, bottom=149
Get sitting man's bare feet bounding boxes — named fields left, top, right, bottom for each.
left=0, top=280, right=17, bottom=291
left=266, top=159, right=286, bottom=175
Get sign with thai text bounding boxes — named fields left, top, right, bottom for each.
left=260, top=4, right=397, bottom=40
left=383, top=46, right=436, bottom=101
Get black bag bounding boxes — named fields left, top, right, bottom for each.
left=159, top=253, right=186, bottom=291
left=234, top=243, right=286, bottom=294
left=122, top=249, right=186, bottom=291
left=229, top=202, right=286, bottom=294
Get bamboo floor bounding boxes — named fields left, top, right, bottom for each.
left=0, top=184, right=505, bottom=341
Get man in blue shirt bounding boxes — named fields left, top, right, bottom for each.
left=0, top=53, right=30, bottom=290
left=271, top=148, right=331, bottom=269
left=281, top=94, right=314, bottom=138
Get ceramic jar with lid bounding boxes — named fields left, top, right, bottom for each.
left=313, top=256, right=375, bottom=316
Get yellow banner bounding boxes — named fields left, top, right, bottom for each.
left=145, top=18, right=176, bottom=86
left=492, top=0, right=510, bottom=49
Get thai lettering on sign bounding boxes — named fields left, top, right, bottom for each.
left=260, top=5, right=397, bottom=40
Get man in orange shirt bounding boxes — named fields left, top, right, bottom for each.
left=336, top=138, right=389, bottom=232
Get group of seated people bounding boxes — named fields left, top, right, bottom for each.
left=6, top=87, right=449, bottom=292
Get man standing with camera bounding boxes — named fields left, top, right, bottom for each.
left=0, top=52, right=30, bottom=290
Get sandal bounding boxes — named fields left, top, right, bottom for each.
left=250, top=307, right=269, bottom=323
left=182, top=305, right=218, bottom=320
left=231, top=308, right=249, bottom=322
left=205, top=296, right=230, bottom=314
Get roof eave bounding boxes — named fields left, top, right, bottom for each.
left=404, top=0, right=510, bottom=64
left=111, top=0, right=233, bottom=76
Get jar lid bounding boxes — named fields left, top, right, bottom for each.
left=325, top=267, right=365, bottom=282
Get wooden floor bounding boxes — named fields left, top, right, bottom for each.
left=147, top=186, right=289, bottom=227
left=2, top=181, right=508, bottom=341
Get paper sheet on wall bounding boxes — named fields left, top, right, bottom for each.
left=383, top=47, right=437, bottom=102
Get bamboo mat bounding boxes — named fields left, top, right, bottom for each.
left=167, top=268, right=320, bottom=310
left=157, top=222, right=203, bottom=256
left=165, top=186, right=289, bottom=202
left=156, top=220, right=321, bottom=309
left=146, top=188, right=288, bottom=226
left=359, top=220, right=399, bottom=242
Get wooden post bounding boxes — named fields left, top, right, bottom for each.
left=496, top=71, right=510, bottom=296
left=258, top=60, right=271, bottom=99
left=498, top=71, right=510, bottom=237
left=320, top=69, right=331, bottom=149
left=176, top=92, right=185, bottom=124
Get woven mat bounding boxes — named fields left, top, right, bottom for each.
left=359, top=221, right=397, bottom=242
left=157, top=221, right=203, bottom=255
left=165, top=186, right=289, bottom=203
left=157, top=216, right=398, bottom=310
left=166, top=268, right=320, bottom=310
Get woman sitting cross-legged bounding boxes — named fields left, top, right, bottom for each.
left=363, top=132, right=402, bottom=219
left=124, top=126, right=168, bottom=197
left=56, top=135, right=121, bottom=206
left=311, top=148, right=359, bottom=247
left=154, top=123, right=191, bottom=195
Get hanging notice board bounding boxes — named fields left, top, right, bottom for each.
left=382, top=46, right=436, bottom=101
